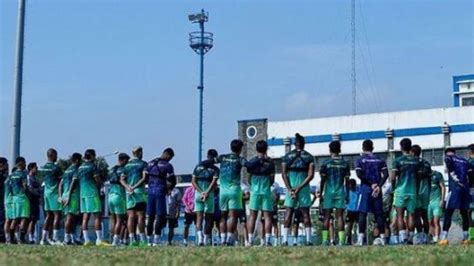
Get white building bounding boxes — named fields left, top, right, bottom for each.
left=238, top=75, right=474, bottom=188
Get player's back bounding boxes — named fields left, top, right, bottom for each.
left=445, top=155, right=470, bottom=191
left=356, top=153, right=386, bottom=193
left=218, top=153, right=245, bottom=193
left=393, top=154, right=419, bottom=196
left=320, top=157, right=350, bottom=196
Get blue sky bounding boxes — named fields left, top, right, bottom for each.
left=0, top=0, right=473, bottom=173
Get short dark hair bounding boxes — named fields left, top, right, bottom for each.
left=329, top=141, right=341, bottom=154
left=15, top=157, right=26, bottom=164
left=47, top=148, right=57, bottom=157
left=118, top=153, right=130, bottom=162
left=27, top=162, right=37, bottom=171
left=207, top=149, right=218, bottom=159
left=71, top=152, right=82, bottom=163
left=445, top=147, right=456, bottom=154
left=295, top=133, right=305, bottom=149
left=468, top=144, right=474, bottom=153
left=349, top=178, right=357, bottom=188
left=84, top=149, right=95, bottom=160
left=256, top=140, right=268, bottom=153
left=0, top=157, right=7, bottom=165
left=362, top=139, right=374, bottom=152
left=230, top=139, right=244, bottom=153
left=400, top=138, right=412, bottom=152
left=411, top=144, right=422, bottom=157
left=163, top=148, right=175, bottom=158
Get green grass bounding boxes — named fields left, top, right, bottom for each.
left=0, top=245, right=473, bottom=266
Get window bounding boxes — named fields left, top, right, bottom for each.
left=461, top=97, right=474, bottom=106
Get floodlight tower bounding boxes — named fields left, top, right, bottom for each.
left=188, top=9, right=213, bottom=162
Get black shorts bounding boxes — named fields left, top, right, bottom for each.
left=238, top=210, right=247, bottom=224
left=260, top=210, right=279, bottom=224
left=185, top=212, right=196, bottom=225
left=128, top=202, right=146, bottom=212
left=346, top=211, right=359, bottom=223
left=168, top=218, right=178, bottom=229
left=29, top=198, right=41, bottom=221
left=294, top=210, right=303, bottom=224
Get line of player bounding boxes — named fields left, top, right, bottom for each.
left=0, top=134, right=473, bottom=246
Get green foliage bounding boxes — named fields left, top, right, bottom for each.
left=0, top=245, right=472, bottom=266
left=95, top=156, right=110, bottom=182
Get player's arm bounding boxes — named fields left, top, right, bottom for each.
left=319, top=163, right=327, bottom=199
left=166, top=165, right=177, bottom=192
left=269, top=161, right=276, bottom=186
left=281, top=161, right=291, bottom=191
left=58, top=178, right=64, bottom=199
left=207, top=174, right=219, bottom=194
left=439, top=177, right=446, bottom=208
left=296, top=162, right=315, bottom=193
left=191, top=175, right=203, bottom=193
left=120, top=172, right=133, bottom=193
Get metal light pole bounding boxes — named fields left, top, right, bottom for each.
left=188, top=9, right=213, bottom=163
left=11, top=0, right=26, bottom=163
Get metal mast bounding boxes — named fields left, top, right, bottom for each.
left=188, top=9, right=214, bottom=162
left=351, top=0, right=357, bottom=115
left=11, top=0, right=26, bottom=162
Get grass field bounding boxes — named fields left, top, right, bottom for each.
left=0, top=245, right=473, bottom=266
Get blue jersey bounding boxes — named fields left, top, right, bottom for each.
left=355, top=153, right=388, bottom=193
left=146, top=158, right=175, bottom=195
left=445, top=155, right=470, bottom=191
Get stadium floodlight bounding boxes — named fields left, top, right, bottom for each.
left=188, top=11, right=208, bottom=23
left=188, top=9, right=213, bottom=163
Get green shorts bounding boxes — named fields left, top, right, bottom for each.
left=108, top=193, right=126, bottom=215
left=416, top=193, right=430, bottom=210
left=126, top=192, right=146, bottom=210
left=322, top=194, right=345, bottom=210
left=44, top=191, right=62, bottom=212
left=428, top=200, right=443, bottom=220
left=249, top=193, right=273, bottom=212
left=5, top=197, right=14, bottom=220
left=394, top=194, right=416, bottom=214
left=62, top=192, right=80, bottom=215
left=219, top=190, right=243, bottom=211
left=284, top=186, right=312, bottom=209
left=194, top=191, right=215, bottom=213
left=12, top=195, right=30, bottom=219
left=80, top=196, right=101, bottom=214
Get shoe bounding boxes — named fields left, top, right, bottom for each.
left=321, top=240, right=330, bottom=246
left=83, top=241, right=94, bottom=246
left=40, top=240, right=51, bottom=246
left=138, top=241, right=148, bottom=247
left=355, top=240, right=364, bottom=246
left=306, top=242, right=314, bottom=246
left=96, top=240, right=111, bottom=247
left=198, top=242, right=204, bottom=246
left=373, top=237, right=385, bottom=246
left=74, top=239, right=83, bottom=245
left=462, top=240, right=470, bottom=245
left=63, top=241, right=74, bottom=246
left=438, top=239, right=449, bottom=246
left=282, top=241, right=288, bottom=246
left=129, top=241, right=138, bottom=247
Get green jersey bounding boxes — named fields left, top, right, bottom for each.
left=8, top=169, right=28, bottom=197
left=108, top=165, right=126, bottom=196
left=246, top=156, right=275, bottom=195
left=122, top=158, right=147, bottom=194
left=429, top=170, right=444, bottom=202
left=392, top=154, right=420, bottom=196
left=320, top=157, right=351, bottom=198
left=77, top=161, right=100, bottom=198
left=62, top=164, right=79, bottom=198
left=217, top=153, right=247, bottom=194
left=41, top=162, right=62, bottom=195
left=417, top=158, right=432, bottom=197
left=193, top=163, right=219, bottom=192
